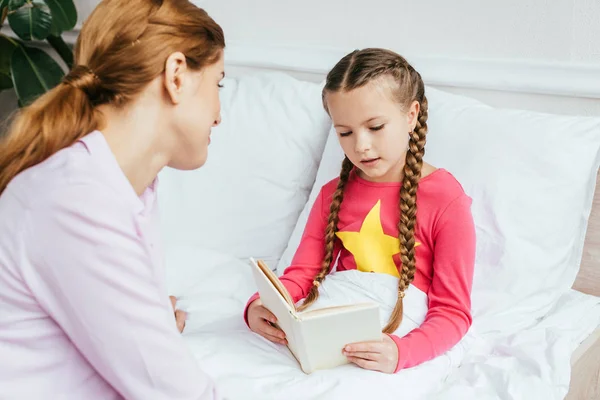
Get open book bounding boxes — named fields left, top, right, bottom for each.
left=249, top=257, right=382, bottom=374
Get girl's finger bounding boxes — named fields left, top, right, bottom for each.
left=256, top=306, right=278, bottom=324
left=346, top=356, right=380, bottom=371
left=261, top=332, right=288, bottom=345
left=344, top=351, right=380, bottom=361
left=259, top=321, right=286, bottom=339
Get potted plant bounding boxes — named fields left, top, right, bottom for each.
left=0, top=0, right=77, bottom=107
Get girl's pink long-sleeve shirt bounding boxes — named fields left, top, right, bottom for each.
left=246, top=169, right=476, bottom=372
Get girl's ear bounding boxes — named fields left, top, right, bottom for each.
left=407, top=100, right=420, bottom=131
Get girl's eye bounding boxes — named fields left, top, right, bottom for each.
left=339, top=131, right=352, bottom=137
left=370, top=124, right=384, bottom=131
left=218, top=84, right=224, bottom=88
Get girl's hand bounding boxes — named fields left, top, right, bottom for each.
left=169, top=296, right=187, bottom=333
left=247, top=299, right=287, bottom=345
left=343, top=334, right=399, bottom=373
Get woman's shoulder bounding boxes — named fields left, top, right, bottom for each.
left=7, top=147, right=89, bottom=202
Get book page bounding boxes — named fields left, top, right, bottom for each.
left=254, top=259, right=295, bottom=309
left=249, top=258, right=305, bottom=365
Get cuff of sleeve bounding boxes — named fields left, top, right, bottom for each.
left=243, top=293, right=260, bottom=327
left=386, top=334, right=410, bottom=373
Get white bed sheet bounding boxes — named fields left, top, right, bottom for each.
left=165, top=246, right=600, bottom=400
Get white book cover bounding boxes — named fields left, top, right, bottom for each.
left=249, top=258, right=382, bottom=374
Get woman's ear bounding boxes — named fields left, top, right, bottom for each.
left=163, top=52, right=188, bottom=105
left=407, top=100, right=420, bottom=130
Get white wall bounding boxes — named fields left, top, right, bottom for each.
left=80, top=0, right=600, bottom=116
left=202, top=0, right=600, bottom=116
left=2, top=0, right=600, bottom=125
left=196, top=0, right=600, bottom=64
left=69, top=0, right=600, bottom=65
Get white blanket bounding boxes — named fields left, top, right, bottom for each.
left=166, top=246, right=600, bottom=400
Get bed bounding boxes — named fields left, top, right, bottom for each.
left=157, top=43, right=600, bottom=399
left=568, top=174, right=600, bottom=400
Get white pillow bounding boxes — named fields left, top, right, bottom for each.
left=277, top=125, right=341, bottom=273
left=158, top=72, right=331, bottom=265
left=278, top=86, right=600, bottom=332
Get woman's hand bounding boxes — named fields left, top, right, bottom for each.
left=169, top=296, right=187, bottom=333
left=247, top=299, right=287, bottom=345
left=343, top=334, right=399, bottom=373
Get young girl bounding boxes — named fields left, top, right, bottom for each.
left=0, top=0, right=224, bottom=398
left=246, top=48, right=476, bottom=374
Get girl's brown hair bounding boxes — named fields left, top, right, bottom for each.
left=298, top=48, right=428, bottom=335
left=0, top=0, right=224, bottom=195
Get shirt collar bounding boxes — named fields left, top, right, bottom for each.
left=78, top=130, right=158, bottom=215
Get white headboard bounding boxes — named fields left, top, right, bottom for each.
left=222, top=40, right=600, bottom=118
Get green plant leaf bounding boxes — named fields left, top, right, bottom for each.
left=8, top=2, right=53, bottom=41
left=10, top=44, right=64, bottom=106
left=8, top=0, right=26, bottom=11
left=43, top=0, right=76, bottom=35
left=0, top=0, right=9, bottom=25
left=46, top=34, right=73, bottom=68
left=0, top=35, right=17, bottom=74
left=0, top=72, right=12, bottom=90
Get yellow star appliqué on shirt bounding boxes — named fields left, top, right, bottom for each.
left=335, top=200, right=420, bottom=278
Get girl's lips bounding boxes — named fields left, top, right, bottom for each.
left=361, top=157, right=380, bottom=167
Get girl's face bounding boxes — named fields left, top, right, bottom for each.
left=326, top=79, right=419, bottom=183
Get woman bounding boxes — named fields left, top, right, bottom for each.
left=0, top=0, right=224, bottom=398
